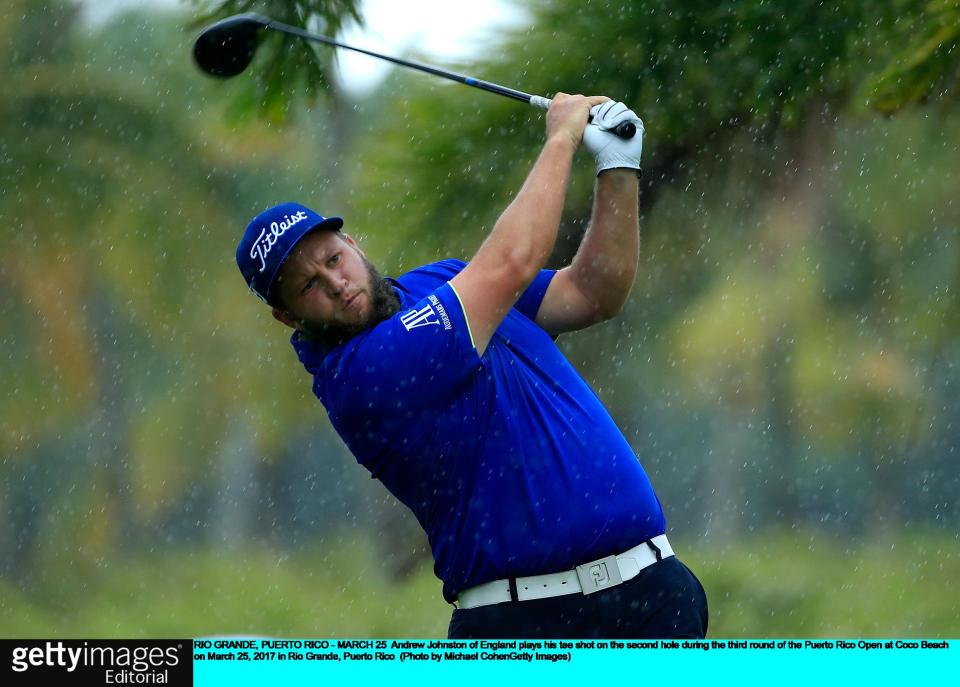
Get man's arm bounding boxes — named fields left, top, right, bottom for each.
left=535, top=169, right=639, bottom=337
left=450, top=93, right=608, bottom=356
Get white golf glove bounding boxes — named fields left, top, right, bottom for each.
left=582, top=101, right=644, bottom=176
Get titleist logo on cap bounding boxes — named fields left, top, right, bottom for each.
left=250, top=210, right=309, bottom=272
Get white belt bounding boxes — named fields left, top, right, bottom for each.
left=456, top=534, right=675, bottom=610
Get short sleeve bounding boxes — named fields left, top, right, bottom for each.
left=323, top=282, right=481, bottom=419
left=514, top=268, right=557, bottom=321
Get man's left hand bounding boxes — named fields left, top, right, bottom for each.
left=583, top=101, right=644, bottom=176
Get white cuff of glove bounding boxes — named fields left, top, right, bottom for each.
left=596, top=150, right=644, bottom=176
left=583, top=101, right=644, bottom=176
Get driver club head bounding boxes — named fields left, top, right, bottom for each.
left=193, top=13, right=271, bottom=78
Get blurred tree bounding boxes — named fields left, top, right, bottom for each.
left=188, top=0, right=362, bottom=122
left=863, top=0, right=960, bottom=113
left=0, top=0, right=229, bottom=575
left=2, top=0, right=401, bottom=589
left=0, top=0, right=341, bottom=577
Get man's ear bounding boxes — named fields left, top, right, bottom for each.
left=272, top=307, right=302, bottom=331
left=341, top=232, right=365, bottom=258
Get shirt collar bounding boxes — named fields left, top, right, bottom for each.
left=290, top=276, right=405, bottom=371
left=291, top=329, right=328, bottom=375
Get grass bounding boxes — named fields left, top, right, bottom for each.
left=2, top=530, right=957, bottom=637
left=685, top=530, right=960, bottom=636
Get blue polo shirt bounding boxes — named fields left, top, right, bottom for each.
left=292, top=259, right=665, bottom=602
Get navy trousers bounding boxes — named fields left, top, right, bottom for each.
left=447, top=556, right=708, bottom=639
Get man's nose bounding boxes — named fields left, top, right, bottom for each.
left=324, top=271, right=348, bottom=298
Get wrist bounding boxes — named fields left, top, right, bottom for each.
left=545, top=132, right=579, bottom=156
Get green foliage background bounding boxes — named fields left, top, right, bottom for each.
left=1, top=0, right=958, bottom=637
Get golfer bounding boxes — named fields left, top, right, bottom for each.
left=237, top=94, right=708, bottom=638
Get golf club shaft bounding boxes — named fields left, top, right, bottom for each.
left=260, top=18, right=633, bottom=137
left=263, top=18, right=545, bottom=106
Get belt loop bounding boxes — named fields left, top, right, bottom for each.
left=508, top=577, right=519, bottom=602
left=645, top=538, right=663, bottom=562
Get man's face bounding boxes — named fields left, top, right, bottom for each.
left=271, top=230, right=399, bottom=346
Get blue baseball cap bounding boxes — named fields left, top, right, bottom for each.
left=237, top=202, right=344, bottom=305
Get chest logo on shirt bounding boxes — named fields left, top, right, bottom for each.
left=400, top=294, right=452, bottom=331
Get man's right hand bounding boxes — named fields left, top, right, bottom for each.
left=546, top=93, right=611, bottom=149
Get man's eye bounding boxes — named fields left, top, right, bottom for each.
left=329, top=254, right=340, bottom=266
left=302, top=277, right=316, bottom=294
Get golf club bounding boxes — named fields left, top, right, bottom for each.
left=193, top=13, right=637, bottom=140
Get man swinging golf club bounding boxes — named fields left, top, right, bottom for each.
left=236, top=95, right=708, bottom=638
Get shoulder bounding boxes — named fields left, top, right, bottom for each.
left=396, top=259, right=467, bottom=290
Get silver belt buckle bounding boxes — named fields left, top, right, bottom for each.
left=575, top=554, right=622, bottom=595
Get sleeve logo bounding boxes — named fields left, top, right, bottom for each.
left=400, top=304, right=440, bottom=330
left=400, top=294, right=452, bottom=331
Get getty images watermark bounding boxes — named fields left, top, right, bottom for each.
left=4, top=640, right=192, bottom=685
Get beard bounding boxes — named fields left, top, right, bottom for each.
left=296, top=256, right=402, bottom=348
